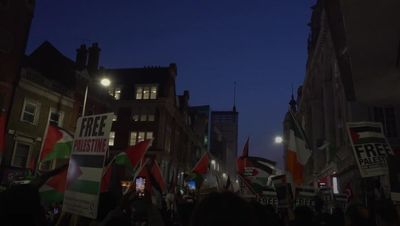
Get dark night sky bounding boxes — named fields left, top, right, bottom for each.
left=27, top=0, right=315, bottom=168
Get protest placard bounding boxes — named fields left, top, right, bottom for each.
left=62, top=113, right=114, bottom=219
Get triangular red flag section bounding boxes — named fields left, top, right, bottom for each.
left=100, top=164, right=113, bottom=193
left=40, top=125, right=63, bottom=161
left=192, top=152, right=209, bottom=174
left=237, top=138, right=249, bottom=174
left=125, top=139, right=152, bottom=168
left=150, top=160, right=167, bottom=193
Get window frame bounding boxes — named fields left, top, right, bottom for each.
left=135, top=84, right=158, bottom=100
left=11, top=140, right=32, bottom=168
left=49, top=108, right=64, bottom=127
left=109, top=131, right=115, bottom=146
left=20, top=99, right=40, bottom=125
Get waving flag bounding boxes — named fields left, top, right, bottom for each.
left=40, top=125, right=73, bottom=162
left=286, top=111, right=311, bottom=185
left=192, top=152, right=210, bottom=174
left=237, top=138, right=249, bottom=174
left=114, top=139, right=152, bottom=169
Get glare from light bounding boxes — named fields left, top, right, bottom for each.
left=100, top=78, right=111, bottom=87
left=274, top=136, right=283, bottom=144
left=235, top=179, right=239, bottom=183
left=222, top=173, right=227, bottom=178
left=333, top=177, right=339, bottom=194
left=211, top=160, right=216, bottom=165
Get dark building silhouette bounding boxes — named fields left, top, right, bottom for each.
left=0, top=0, right=35, bottom=165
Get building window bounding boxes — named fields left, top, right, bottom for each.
left=374, top=107, right=398, bottom=137
left=11, top=142, right=31, bottom=168
left=135, top=85, right=158, bottom=100
left=108, top=87, right=121, bottom=100
left=49, top=109, right=64, bottom=127
left=148, top=114, right=155, bottom=122
left=133, top=114, right=139, bottom=122
left=133, top=111, right=156, bottom=122
left=130, top=131, right=154, bottom=146
left=112, top=115, right=117, bottom=122
left=21, top=99, right=39, bottom=124
left=140, top=114, right=147, bottom=122
left=109, top=132, right=115, bottom=146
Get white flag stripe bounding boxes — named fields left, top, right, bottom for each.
left=77, top=167, right=104, bottom=181
left=288, top=129, right=311, bottom=165
left=358, top=131, right=385, bottom=139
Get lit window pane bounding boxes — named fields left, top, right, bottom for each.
left=130, top=132, right=137, bottom=145
left=133, top=114, right=139, bottom=122
left=150, top=86, right=157, bottom=99
left=148, top=114, right=155, bottom=121
left=136, top=87, right=143, bottom=99
left=115, top=88, right=121, bottom=100
left=140, top=114, right=147, bottom=121
left=146, top=132, right=153, bottom=140
left=109, top=132, right=115, bottom=146
left=138, top=132, right=145, bottom=142
left=112, top=115, right=117, bottom=122
left=143, top=87, right=150, bottom=99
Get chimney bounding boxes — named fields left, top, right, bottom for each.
left=75, top=44, right=87, bottom=70
left=87, top=43, right=101, bottom=75
left=169, top=63, right=177, bottom=77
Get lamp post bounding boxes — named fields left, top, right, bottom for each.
left=81, top=77, right=111, bottom=116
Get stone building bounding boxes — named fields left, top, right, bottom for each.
left=104, top=65, right=208, bottom=185
left=288, top=0, right=400, bottom=201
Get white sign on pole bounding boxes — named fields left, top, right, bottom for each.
left=62, top=113, right=114, bottom=219
left=347, top=122, right=394, bottom=178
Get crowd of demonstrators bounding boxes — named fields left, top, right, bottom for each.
left=1, top=180, right=400, bottom=226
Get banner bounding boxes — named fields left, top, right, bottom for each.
left=257, top=187, right=278, bottom=208
left=319, top=187, right=333, bottom=213
left=387, top=155, right=400, bottom=202
left=347, top=122, right=394, bottom=178
left=295, top=186, right=316, bottom=208
left=63, top=113, right=114, bottom=219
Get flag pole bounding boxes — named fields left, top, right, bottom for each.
left=35, top=108, right=52, bottom=174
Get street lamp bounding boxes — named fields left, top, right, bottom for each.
left=82, top=77, right=111, bottom=116
left=274, top=136, right=283, bottom=144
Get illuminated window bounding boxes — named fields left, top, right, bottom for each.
left=109, top=132, right=115, bottom=146
left=133, top=114, right=139, bottom=122
left=112, top=115, right=117, bottom=122
left=108, top=87, right=121, bottom=100
left=130, top=132, right=137, bottom=145
left=130, top=131, right=154, bottom=145
left=135, top=85, right=158, bottom=100
left=140, top=114, right=147, bottom=122
left=148, top=114, right=155, bottom=121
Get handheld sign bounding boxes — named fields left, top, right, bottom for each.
left=295, top=187, right=316, bottom=208
left=347, top=122, right=394, bottom=178
left=62, top=113, right=114, bottom=219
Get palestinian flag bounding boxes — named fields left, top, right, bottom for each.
left=114, top=139, right=152, bottom=169
left=241, top=156, right=275, bottom=193
left=192, top=152, right=210, bottom=174
left=348, top=123, right=387, bottom=145
left=40, top=125, right=73, bottom=162
left=286, top=110, right=311, bottom=185
left=150, top=160, right=166, bottom=193
left=237, top=138, right=249, bottom=174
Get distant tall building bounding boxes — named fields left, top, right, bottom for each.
left=210, top=109, right=238, bottom=177
left=0, top=0, right=35, bottom=164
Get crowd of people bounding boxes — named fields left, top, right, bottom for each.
left=1, top=182, right=400, bottom=226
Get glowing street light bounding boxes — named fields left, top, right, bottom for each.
left=274, top=136, right=283, bottom=144
left=100, top=78, right=111, bottom=87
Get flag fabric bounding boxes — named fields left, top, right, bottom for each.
left=46, top=160, right=82, bottom=193
left=114, top=139, right=152, bottom=169
left=192, top=152, right=210, bottom=174
left=240, top=157, right=275, bottom=193
left=150, top=160, right=167, bottom=193
left=40, top=125, right=73, bottom=162
left=100, top=164, right=113, bottom=193
left=237, top=138, right=249, bottom=174
left=286, top=111, right=311, bottom=185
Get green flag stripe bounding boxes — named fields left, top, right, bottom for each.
left=354, top=137, right=387, bottom=145
left=67, top=179, right=100, bottom=195
left=42, top=142, right=73, bottom=162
